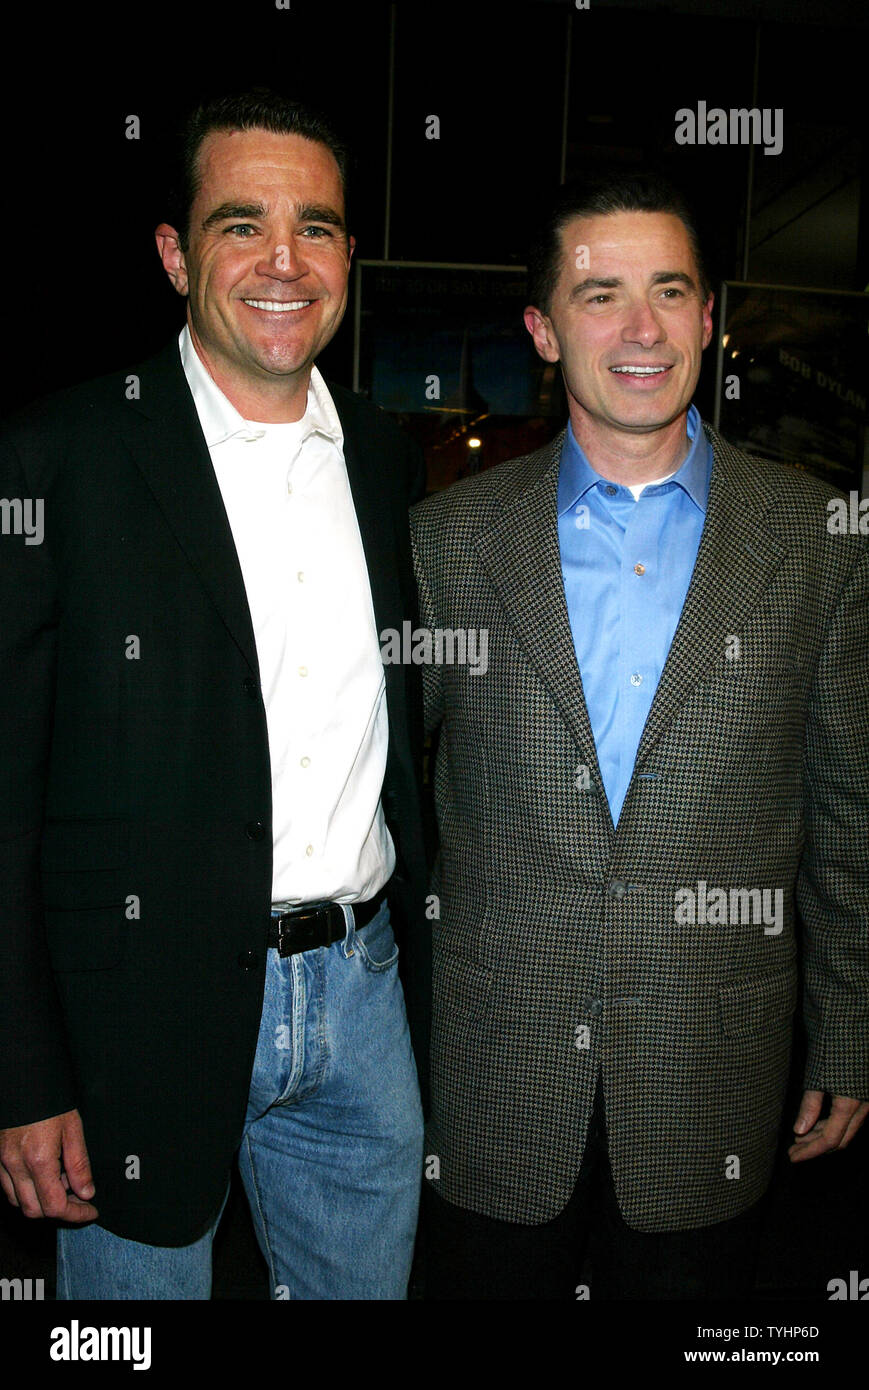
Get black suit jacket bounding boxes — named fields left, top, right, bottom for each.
left=0, top=340, right=431, bottom=1245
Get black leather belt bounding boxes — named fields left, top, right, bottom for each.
left=267, top=896, right=383, bottom=957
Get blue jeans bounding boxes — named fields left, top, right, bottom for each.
left=56, top=900, right=424, bottom=1299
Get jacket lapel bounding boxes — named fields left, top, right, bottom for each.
left=123, top=343, right=404, bottom=679
left=474, top=430, right=604, bottom=789
left=473, top=424, right=789, bottom=803
left=336, top=399, right=403, bottom=638
left=634, top=426, right=788, bottom=766
left=122, top=340, right=260, bottom=675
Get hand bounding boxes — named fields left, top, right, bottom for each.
left=788, top=1090, right=869, bottom=1162
left=0, top=1109, right=98, bottom=1221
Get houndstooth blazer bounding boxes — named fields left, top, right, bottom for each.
left=410, top=423, right=869, bottom=1232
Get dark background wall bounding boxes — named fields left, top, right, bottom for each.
left=3, top=0, right=867, bottom=417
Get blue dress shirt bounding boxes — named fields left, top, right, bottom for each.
left=557, top=405, right=713, bottom=828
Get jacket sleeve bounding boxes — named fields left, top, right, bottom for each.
left=0, top=428, right=78, bottom=1127
left=796, top=542, right=869, bottom=1100
left=409, top=510, right=445, bottom=738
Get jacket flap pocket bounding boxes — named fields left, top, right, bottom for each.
left=434, top=951, right=493, bottom=1020
left=719, top=965, right=797, bottom=1038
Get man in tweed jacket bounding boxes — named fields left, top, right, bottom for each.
left=410, top=173, right=868, bottom=1299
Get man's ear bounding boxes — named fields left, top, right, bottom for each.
left=523, top=306, right=560, bottom=364
left=701, top=291, right=715, bottom=351
left=347, top=233, right=356, bottom=266
left=155, top=224, right=189, bottom=297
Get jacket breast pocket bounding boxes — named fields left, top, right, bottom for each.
left=40, top=819, right=131, bottom=971
left=718, top=965, right=797, bottom=1039
left=703, top=656, right=802, bottom=733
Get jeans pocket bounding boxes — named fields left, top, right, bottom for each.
left=353, top=901, right=399, bottom=973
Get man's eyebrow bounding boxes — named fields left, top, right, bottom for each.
left=570, top=276, right=622, bottom=298
left=200, top=201, right=347, bottom=233
left=201, top=202, right=266, bottom=230
left=569, top=270, right=698, bottom=297
left=296, top=203, right=346, bottom=230
left=650, top=270, right=698, bottom=290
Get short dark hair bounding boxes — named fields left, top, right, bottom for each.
left=169, top=88, right=351, bottom=250
left=527, top=171, right=711, bottom=314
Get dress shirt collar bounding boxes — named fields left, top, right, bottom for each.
left=557, top=403, right=710, bottom=517
left=179, top=324, right=343, bottom=450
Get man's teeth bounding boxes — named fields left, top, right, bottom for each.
left=243, top=299, right=312, bottom=312
left=611, top=366, right=668, bottom=374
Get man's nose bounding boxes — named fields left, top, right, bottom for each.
left=255, top=235, right=309, bottom=280
left=621, top=298, right=665, bottom=346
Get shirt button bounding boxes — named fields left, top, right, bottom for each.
left=298, top=666, right=308, bottom=677
left=297, top=571, right=304, bottom=582
left=605, top=484, right=617, bottom=496
left=300, top=756, right=310, bottom=768
left=305, top=844, right=314, bottom=857
left=630, top=673, right=643, bottom=686
left=287, top=480, right=293, bottom=493
left=634, top=563, right=646, bottom=576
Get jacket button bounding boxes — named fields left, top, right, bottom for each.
left=608, top=879, right=627, bottom=899
left=242, top=677, right=258, bottom=698
left=587, top=998, right=604, bottom=1017
left=245, top=820, right=266, bottom=841
left=237, top=951, right=258, bottom=970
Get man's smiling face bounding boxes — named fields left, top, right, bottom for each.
left=157, top=127, right=353, bottom=415
left=525, top=210, right=713, bottom=447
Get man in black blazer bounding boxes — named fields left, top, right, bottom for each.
left=0, top=89, right=429, bottom=1299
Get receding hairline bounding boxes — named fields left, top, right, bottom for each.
left=191, top=125, right=346, bottom=193
left=549, top=207, right=710, bottom=303
left=183, top=127, right=350, bottom=245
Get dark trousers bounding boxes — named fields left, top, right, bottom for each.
left=423, top=1078, right=767, bottom=1299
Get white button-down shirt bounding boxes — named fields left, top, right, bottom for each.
left=179, top=327, right=395, bottom=904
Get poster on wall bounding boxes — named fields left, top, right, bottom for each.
left=714, top=282, right=868, bottom=494
left=353, top=261, right=545, bottom=415
left=352, top=261, right=565, bottom=490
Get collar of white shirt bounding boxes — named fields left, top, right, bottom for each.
left=178, top=324, right=343, bottom=453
